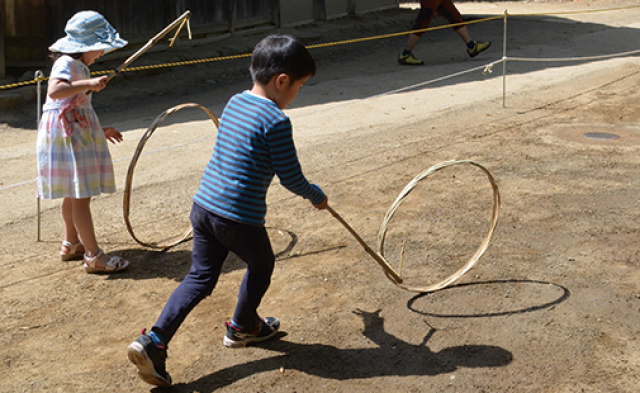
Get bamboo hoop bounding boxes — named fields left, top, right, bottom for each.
left=377, top=160, right=500, bottom=293
left=328, top=160, right=499, bottom=293
left=123, top=103, right=219, bottom=249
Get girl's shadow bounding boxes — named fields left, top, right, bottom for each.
left=168, top=309, right=512, bottom=392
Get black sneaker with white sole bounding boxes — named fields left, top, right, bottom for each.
left=223, top=317, right=280, bottom=348
left=127, top=330, right=172, bottom=387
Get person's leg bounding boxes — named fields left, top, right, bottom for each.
left=437, top=0, right=491, bottom=57
left=60, top=198, right=84, bottom=259
left=455, top=25, right=472, bottom=45
left=128, top=203, right=226, bottom=386
left=227, top=226, right=275, bottom=329
left=70, top=198, right=99, bottom=256
left=217, top=222, right=275, bottom=329
left=404, top=33, right=422, bottom=53
left=152, top=202, right=228, bottom=343
left=62, top=198, right=79, bottom=243
left=216, top=222, right=277, bottom=347
left=399, top=0, right=439, bottom=65
left=69, top=197, right=129, bottom=272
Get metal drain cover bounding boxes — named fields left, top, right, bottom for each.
left=583, top=132, right=621, bottom=140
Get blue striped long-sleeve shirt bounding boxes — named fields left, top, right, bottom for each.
left=193, top=91, right=325, bottom=226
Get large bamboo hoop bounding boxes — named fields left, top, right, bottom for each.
left=377, top=160, right=500, bottom=292
left=123, top=103, right=219, bottom=249
left=329, top=160, right=500, bottom=293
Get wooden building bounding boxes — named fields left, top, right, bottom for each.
left=0, top=0, right=398, bottom=79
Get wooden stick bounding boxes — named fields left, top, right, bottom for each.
left=86, top=10, right=192, bottom=94
left=399, top=240, right=406, bottom=279
left=327, top=205, right=403, bottom=283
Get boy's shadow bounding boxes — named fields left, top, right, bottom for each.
left=169, top=309, right=512, bottom=392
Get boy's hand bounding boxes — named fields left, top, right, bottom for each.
left=313, top=196, right=328, bottom=210
left=103, top=127, right=123, bottom=144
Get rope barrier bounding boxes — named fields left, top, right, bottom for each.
left=2, top=5, right=639, bottom=91
left=483, top=49, right=640, bottom=75
left=298, top=64, right=489, bottom=119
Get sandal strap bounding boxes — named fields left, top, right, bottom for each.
left=61, top=241, right=85, bottom=261
left=84, top=250, right=129, bottom=272
left=103, top=255, right=127, bottom=271
left=84, top=249, right=104, bottom=263
left=61, top=240, right=82, bottom=251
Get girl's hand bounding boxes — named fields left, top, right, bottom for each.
left=103, top=127, right=123, bottom=144
left=87, top=76, right=109, bottom=93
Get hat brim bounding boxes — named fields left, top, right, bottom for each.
left=49, top=36, right=128, bottom=54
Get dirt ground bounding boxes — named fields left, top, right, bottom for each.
left=2, top=1, right=640, bottom=392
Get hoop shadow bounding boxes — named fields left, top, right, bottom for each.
left=407, top=279, right=570, bottom=318
left=101, top=227, right=344, bottom=281
left=166, top=309, right=512, bottom=392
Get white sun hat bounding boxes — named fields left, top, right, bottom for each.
left=49, top=10, right=127, bottom=54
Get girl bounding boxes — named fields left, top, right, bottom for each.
left=37, top=11, right=129, bottom=273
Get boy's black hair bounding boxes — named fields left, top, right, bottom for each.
left=250, top=34, right=316, bottom=84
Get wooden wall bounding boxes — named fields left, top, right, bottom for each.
left=1, top=0, right=278, bottom=76
left=0, top=0, right=397, bottom=79
left=2, top=0, right=49, bottom=69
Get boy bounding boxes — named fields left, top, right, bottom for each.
left=127, top=34, right=327, bottom=387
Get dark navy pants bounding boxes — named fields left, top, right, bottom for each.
left=153, top=202, right=275, bottom=343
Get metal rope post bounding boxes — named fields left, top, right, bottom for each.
left=35, top=70, right=43, bottom=242
left=502, top=10, right=508, bottom=108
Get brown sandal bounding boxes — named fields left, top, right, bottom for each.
left=60, top=241, right=85, bottom=261
left=83, top=250, right=129, bottom=274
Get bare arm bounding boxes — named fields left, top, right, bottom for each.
left=48, top=76, right=109, bottom=100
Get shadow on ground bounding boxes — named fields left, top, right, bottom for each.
left=162, top=309, right=512, bottom=392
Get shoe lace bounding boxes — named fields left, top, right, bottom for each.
left=141, top=328, right=168, bottom=355
left=225, top=320, right=261, bottom=336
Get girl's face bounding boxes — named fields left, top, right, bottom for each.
left=80, top=50, right=104, bottom=66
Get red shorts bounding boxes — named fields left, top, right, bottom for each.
left=412, top=0, right=464, bottom=37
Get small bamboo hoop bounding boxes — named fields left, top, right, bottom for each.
left=377, top=160, right=501, bottom=293
left=123, top=103, right=219, bottom=249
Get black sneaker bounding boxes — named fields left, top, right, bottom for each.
left=127, top=330, right=172, bottom=387
left=223, top=317, right=280, bottom=348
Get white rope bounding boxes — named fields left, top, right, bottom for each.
left=0, top=136, right=216, bottom=192
left=0, top=178, right=37, bottom=191
left=297, top=64, right=489, bottom=119
left=483, top=49, right=640, bottom=74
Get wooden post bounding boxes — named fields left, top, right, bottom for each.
left=229, top=0, right=237, bottom=34
left=313, top=0, right=326, bottom=21
left=271, top=0, right=280, bottom=27
left=347, top=0, right=356, bottom=16
left=0, top=0, right=6, bottom=78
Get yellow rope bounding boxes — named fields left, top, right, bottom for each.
left=2, top=5, right=639, bottom=91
